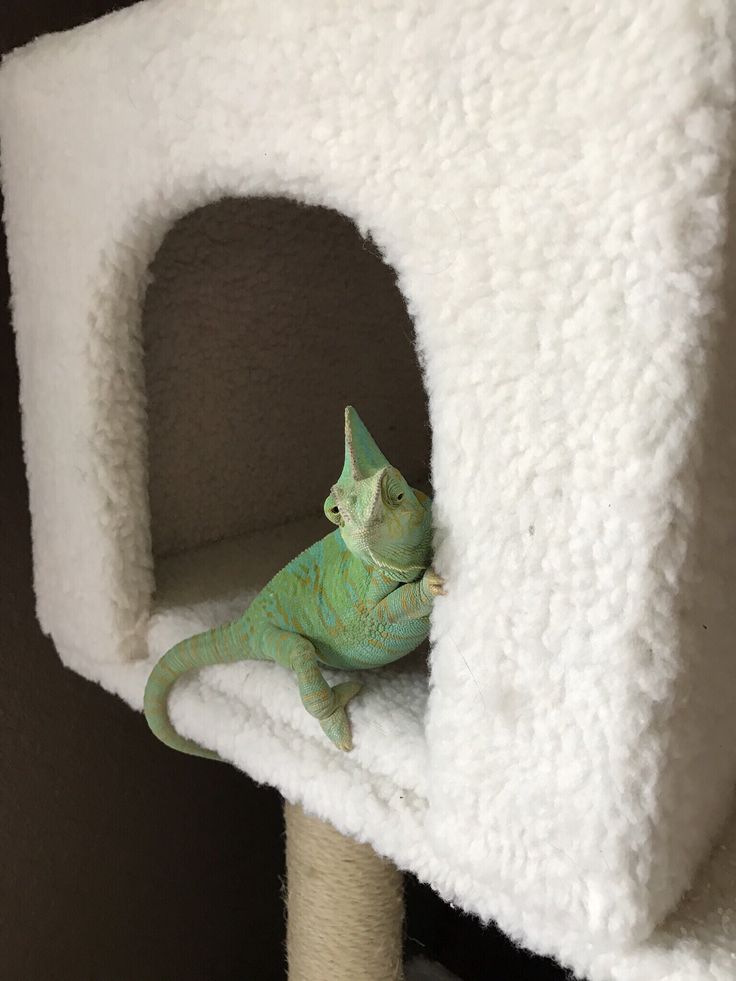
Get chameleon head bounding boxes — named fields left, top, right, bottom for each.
left=323, top=406, right=432, bottom=581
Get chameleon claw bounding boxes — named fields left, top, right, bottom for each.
left=320, top=708, right=353, bottom=751
left=424, top=567, right=447, bottom=597
left=320, top=681, right=362, bottom=751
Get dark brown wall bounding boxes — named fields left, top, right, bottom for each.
left=0, top=4, right=579, bottom=979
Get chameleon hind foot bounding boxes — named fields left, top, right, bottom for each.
left=320, top=681, right=362, bottom=752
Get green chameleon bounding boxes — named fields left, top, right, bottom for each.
left=143, top=406, right=445, bottom=759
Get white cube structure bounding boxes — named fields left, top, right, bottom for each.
left=2, top=2, right=736, bottom=978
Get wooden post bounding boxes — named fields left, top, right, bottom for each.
left=284, top=801, right=405, bottom=981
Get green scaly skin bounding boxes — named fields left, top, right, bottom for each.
left=143, top=406, right=445, bottom=759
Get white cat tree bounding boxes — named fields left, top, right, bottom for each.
left=2, top=2, right=736, bottom=979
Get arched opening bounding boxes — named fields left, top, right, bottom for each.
left=141, top=196, right=431, bottom=661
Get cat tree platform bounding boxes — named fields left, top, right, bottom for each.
left=2, top=2, right=736, bottom=978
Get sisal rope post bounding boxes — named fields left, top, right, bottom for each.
left=284, top=801, right=405, bottom=981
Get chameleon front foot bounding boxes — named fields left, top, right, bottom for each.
left=320, top=681, right=362, bottom=752
left=423, top=567, right=447, bottom=597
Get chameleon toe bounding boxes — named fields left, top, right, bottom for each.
left=320, top=706, right=354, bottom=752
left=332, top=680, right=363, bottom=706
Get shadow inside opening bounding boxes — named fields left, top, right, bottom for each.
left=142, top=195, right=431, bottom=565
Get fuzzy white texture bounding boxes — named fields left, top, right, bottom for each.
left=1, top=1, right=735, bottom=978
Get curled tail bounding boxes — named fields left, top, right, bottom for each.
left=143, top=620, right=252, bottom=761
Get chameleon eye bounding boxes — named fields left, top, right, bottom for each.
left=324, top=494, right=343, bottom=526
left=382, top=470, right=407, bottom=507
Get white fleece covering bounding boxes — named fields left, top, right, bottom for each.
left=1, top=2, right=735, bottom=979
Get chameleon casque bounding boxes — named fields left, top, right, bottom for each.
left=143, top=406, right=445, bottom=759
